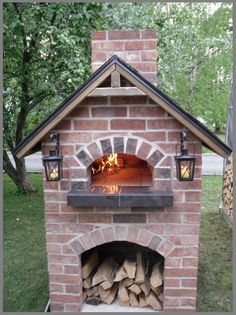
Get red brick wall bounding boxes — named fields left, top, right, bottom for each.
left=91, top=30, right=157, bottom=84
left=42, top=94, right=202, bottom=312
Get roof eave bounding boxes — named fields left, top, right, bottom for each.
left=13, top=55, right=231, bottom=159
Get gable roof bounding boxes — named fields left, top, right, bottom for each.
left=14, top=55, right=231, bottom=159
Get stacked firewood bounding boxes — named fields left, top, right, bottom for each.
left=223, top=154, right=233, bottom=220
left=82, top=251, right=163, bottom=310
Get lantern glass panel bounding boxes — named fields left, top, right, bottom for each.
left=176, top=157, right=195, bottom=181
left=43, top=155, right=63, bottom=181
left=46, top=161, right=60, bottom=181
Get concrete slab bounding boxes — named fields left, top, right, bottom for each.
left=82, top=299, right=156, bottom=312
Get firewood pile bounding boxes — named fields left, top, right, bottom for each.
left=82, top=251, right=163, bottom=310
left=223, top=153, right=233, bottom=220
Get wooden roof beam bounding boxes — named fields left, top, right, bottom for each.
left=88, top=87, right=145, bottom=97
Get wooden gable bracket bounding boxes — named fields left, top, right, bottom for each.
left=111, top=70, right=121, bottom=87
left=88, top=70, right=145, bottom=97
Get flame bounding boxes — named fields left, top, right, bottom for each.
left=92, top=153, right=119, bottom=176
left=102, top=185, right=119, bottom=194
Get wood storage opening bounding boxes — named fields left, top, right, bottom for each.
left=81, top=241, right=164, bottom=311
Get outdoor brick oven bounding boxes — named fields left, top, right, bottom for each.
left=14, top=30, right=231, bottom=312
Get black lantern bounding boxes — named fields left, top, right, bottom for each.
left=175, top=131, right=196, bottom=181
left=42, top=133, right=63, bottom=181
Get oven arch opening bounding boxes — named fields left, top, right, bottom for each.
left=90, top=153, right=153, bottom=187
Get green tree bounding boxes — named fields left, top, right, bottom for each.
left=3, top=2, right=232, bottom=193
left=104, top=2, right=232, bottom=131
left=3, top=2, right=105, bottom=193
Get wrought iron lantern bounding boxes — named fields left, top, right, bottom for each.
left=42, top=133, right=63, bottom=181
left=175, top=131, right=196, bottom=181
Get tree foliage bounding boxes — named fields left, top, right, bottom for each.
left=3, top=2, right=105, bottom=192
left=104, top=2, right=232, bottom=131
left=3, top=2, right=232, bottom=192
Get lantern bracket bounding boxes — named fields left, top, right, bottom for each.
left=176, top=131, right=195, bottom=156
left=50, top=133, right=60, bottom=155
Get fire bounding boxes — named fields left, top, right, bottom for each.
left=92, top=153, right=119, bottom=176
left=102, top=185, right=119, bottom=194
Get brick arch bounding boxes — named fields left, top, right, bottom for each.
left=68, top=226, right=174, bottom=258
left=75, top=135, right=165, bottom=168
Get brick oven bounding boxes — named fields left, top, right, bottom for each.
left=14, top=29, right=231, bottom=312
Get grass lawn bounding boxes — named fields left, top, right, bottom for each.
left=3, top=173, right=48, bottom=312
left=197, top=175, right=232, bottom=311
left=3, top=174, right=232, bottom=312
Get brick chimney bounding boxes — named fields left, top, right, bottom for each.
left=91, top=29, right=157, bottom=84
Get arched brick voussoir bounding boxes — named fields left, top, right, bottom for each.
left=100, top=138, right=113, bottom=155
left=113, top=136, right=125, bottom=153
left=68, top=226, right=174, bottom=258
left=87, top=142, right=103, bottom=161
left=136, top=141, right=165, bottom=166
left=147, top=148, right=165, bottom=167
left=76, top=148, right=93, bottom=167
left=156, top=239, right=175, bottom=257
left=75, top=135, right=166, bottom=167
left=126, top=138, right=138, bottom=155
left=136, top=141, right=152, bottom=160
